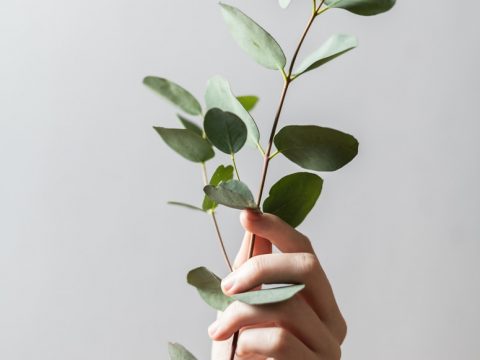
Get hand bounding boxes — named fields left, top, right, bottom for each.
left=210, top=210, right=347, bottom=360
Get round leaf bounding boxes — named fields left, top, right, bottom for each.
left=325, top=0, right=396, bottom=16
left=177, top=114, right=203, bottom=136
left=202, top=165, right=235, bottom=211
left=263, top=172, right=323, bottom=228
left=294, top=34, right=358, bottom=77
left=154, top=127, right=214, bottom=163
left=204, top=108, right=247, bottom=154
left=274, top=125, right=358, bottom=172
left=232, top=284, right=305, bottom=305
left=219, top=3, right=286, bottom=70
left=204, top=180, right=257, bottom=210
left=237, top=95, right=259, bottom=112
left=168, top=343, right=198, bottom=360
left=206, top=76, right=260, bottom=148
left=187, top=267, right=233, bottom=311
left=143, top=77, right=202, bottom=116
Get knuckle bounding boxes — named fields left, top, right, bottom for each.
left=268, top=328, right=290, bottom=353
left=296, top=252, right=319, bottom=277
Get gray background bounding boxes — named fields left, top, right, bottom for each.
left=1, top=0, right=479, bottom=359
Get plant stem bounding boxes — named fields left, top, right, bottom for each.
left=231, top=154, right=241, bottom=181
left=230, top=6, right=323, bottom=359
left=201, top=162, right=233, bottom=272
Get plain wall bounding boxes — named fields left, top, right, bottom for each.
left=1, top=0, right=479, bottom=359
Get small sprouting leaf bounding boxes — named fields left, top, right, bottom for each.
left=206, top=76, right=260, bottom=148
left=237, top=96, right=259, bottom=112
left=263, top=172, right=323, bottom=228
left=168, top=343, right=198, bottom=360
left=204, top=180, right=257, bottom=210
left=204, top=108, right=247, bottom=155
left=274, top=125, right=358, bottom=171
left=143, top=77, right=202, bottom=116
left=294, top=34, right=358, bottom=77
left=232, top=284, right=305, bottom=305
left=325, top=0, right=396, bottom=16
left=168, top=202, right=206, bottom=213
left=219, top=3, right=286, bottom=70
left=177, top=114, right=203, bottom=136
left=187, top=267, right=233, bottom=311
left=154, top=127, right=214, bottom=163
left=202, top=165, right=234, bottom=211
left=279, top=0, right=292, bottom=9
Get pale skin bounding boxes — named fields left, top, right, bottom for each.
left=210, top=210, right=347, bottom=360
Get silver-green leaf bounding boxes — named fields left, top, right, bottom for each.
left=143, top=77, right=202, bottom=116
left=232, top=284, right=305, bottom=305
left=154, top=127, right=214, bottom=163
left=294, top=34, right=358, bottom=77
left=168, top=343, right=198, bottom=360
left=204, top=180, right=257, bottom=210
left=263, top=172, right=323, bottom=228
left=187, top=267, right=233, bottom=311
left=219, top=3, right=286, bottom=70
left=205, top=76, right=260, bottom=148
left=204, top=108, right=247, bottom=155
left=202, top=165, right=235, bottom=211
left=325, top=0, right=396, bottom=16
left=274, top=125, right=358, bottom=171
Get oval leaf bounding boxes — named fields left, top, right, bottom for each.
left=263, top=172, right=323, bottom=228
left=294, top=34, right=358, bottom=77
left=232, top=284, right=305, bottom=305
left=187, top=267, right=233, bottom=311
left=204, top=108, right=247, bottom=154
left=325, top=0, right=396, bottom=16
left=279, top=0, right=292, bottom=9
left=154, top=127, right=214, bottom=163
left=168, top=201, right=205, bottom=213
left=143, top=77, right=202, bottom=116
left=168, top=343, right=198, bottom=360
left=202, top=165, right=235, bottom=211
left=219, top=3, right=286, bottom=70
left=177, top=114, right=203, bottom=136
left=237, top=95, right=259, bottom=112
left=274, top=125, right=358, bottom=172
left=206, top=76, right=260, bottom=148
left=204, top=180, right=257, bottom=210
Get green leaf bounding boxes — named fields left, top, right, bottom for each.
left=325, top=0, right=396, bottom=16
left=274, top=125, right=358, bottom=171
left=177, top=114, right=203, bottom=136
left=187, top=267, right=305, bottom=311
left=204, top=180, right=257, bottom=210
left=204, top=108, right=247, bottom=155
left=168, top=201, right=205, bottom=213
left=237, top=95, right=259, bottom=112
left=205, top=76, right=260, bottom=148
left=154, top=127, right=214, bottom=163
left=202, top=165, right=235, bottom=211
left=232, top=284, right=305, bottom=305
left=219, top=3, right=286, bottom=70
left=168, top=343, right=198, bottom=360
left=294, top=34, right=358, bottom=77
left=143, top=77, right=202, bottom=116
left=187, top=267, right=233, bottom=311
left=279, top=0, right=292, bottom=9
left=263, top=172, right=323, bottom=228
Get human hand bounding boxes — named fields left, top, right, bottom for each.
left=210, top=210, right=347, bottom=360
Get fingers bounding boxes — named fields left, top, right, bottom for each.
left=240, top=210, right=314, bottom=254
left=236, top=327, right=319, bottom=360
left=233, top=231, right=272, bottom=270
left=209, top=297, right=334, bottom=355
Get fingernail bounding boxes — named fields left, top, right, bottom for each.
left=208, top=320, right=219, bottom=337
left=221, top=273, right=236, bottom=293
